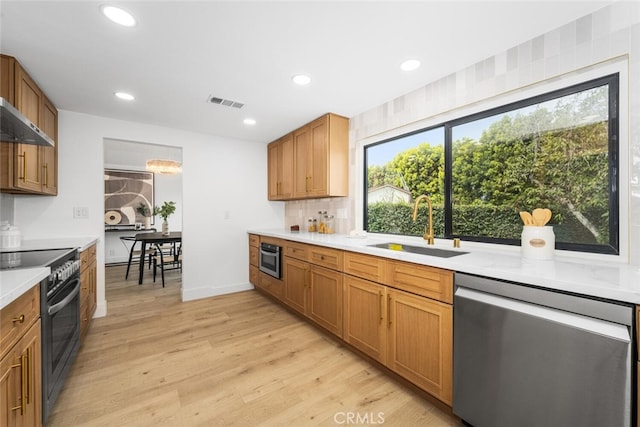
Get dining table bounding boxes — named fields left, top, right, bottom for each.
left=134, top=231, right=182, bottom=284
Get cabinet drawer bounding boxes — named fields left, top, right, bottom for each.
left=249, top=245, right=259, bottom=267
left=0, top=284, right=39, bottom=359
left=258, top=272, right=283, bottom=299
left=80, top=243, right=96, bottom=272
left=308, top=245, right=343, bottom=271
left=249, top=265, right=260, bottom=285
left=385, top=260, right=453, bottom=304
left=284, top=241, right=308, bottom=261
left=249, top=234, right=260, bottom=248
left=344, top=251, right=386, bottom=283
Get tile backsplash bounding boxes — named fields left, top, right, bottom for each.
left=284, top=197, right=352, bottom=235
left=0, top=194, right=15, bottom=225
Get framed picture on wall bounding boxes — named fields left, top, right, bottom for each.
left=104, top=169, right=154, bottom=227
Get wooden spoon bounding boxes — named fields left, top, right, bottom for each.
left=532, top=208, right=547, bottom=226
left=519, top=211, right=533, bottom=226
left=542, top=208, right=552, bottom=226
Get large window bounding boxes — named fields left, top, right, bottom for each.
left=364, top=74, right=619, bottom=254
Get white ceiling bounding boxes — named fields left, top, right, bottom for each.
left=0, top=1, right=611, bottom=144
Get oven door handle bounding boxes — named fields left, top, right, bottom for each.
left=260, top=248, right=277, bottom=256
left=48, top=279, right=80, bottom=316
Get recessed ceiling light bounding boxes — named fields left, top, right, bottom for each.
left=292, top=74, right=311, bottom=85
left=243, top=118, right=256, bottom=126
left=114, top=92, right=135, bottom=101
left=101, top=5, right=136, bottom=27
left=400, top=59, right=421, bottom=71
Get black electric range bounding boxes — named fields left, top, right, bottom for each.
left=0, top=248, right=75, bottom=270
left=1, top=247, right=82, bottom=424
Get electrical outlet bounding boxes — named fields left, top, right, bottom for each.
left=73, top=207, right=89, bottom=219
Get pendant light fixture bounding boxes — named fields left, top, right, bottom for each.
left=146, top=159, right=182, bottom=175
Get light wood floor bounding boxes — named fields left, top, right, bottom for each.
left=46, top=264, right=461, bottom=426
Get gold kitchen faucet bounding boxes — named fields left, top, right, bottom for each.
left=412, top=194, right=434, bottom=245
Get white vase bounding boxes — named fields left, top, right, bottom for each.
left=162, top=221, right=169, bottom=236
left=144, top=217, right=151, bottom=230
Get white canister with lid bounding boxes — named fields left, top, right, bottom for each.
left=521, top=225, right=554, bottom=260
left=0, top=223, right=21, bottom=249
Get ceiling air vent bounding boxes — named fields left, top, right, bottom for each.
left=207, top=95, right=244, bottom=109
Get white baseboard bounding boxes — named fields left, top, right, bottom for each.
left=94, top=299, right=107, bottom=318
left=182, top=282, right=255, bottom=302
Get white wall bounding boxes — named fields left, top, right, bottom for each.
left=14, top=110, right=284, bottom=317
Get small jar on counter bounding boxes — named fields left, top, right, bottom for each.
left=317, top=211, right=326, bottom=232
left=318, top=214, right=334, bottom=234
left=307, top=218, right=317, bottom=232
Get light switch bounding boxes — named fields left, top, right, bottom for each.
left=73, top=207, right=89, bottom=219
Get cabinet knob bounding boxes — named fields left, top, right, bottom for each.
left=12, top=314, right=25, bottom=324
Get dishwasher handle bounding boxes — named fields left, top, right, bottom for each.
left=455, top=287, right=630, bottom=343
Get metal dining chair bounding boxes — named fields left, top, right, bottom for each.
left=120, top=232, right=156, bottom=279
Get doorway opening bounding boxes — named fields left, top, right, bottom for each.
left=102, top=138, right=183, bottom=298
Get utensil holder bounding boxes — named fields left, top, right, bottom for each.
left=521, top=226, right=555, bottom=260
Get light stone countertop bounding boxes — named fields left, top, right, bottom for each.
left=0, top=236, right=98, bottom=309
left=1, top=236, right=98, bottom=253
left=249, top=229, right=640, bottom=305
left=0, top=267, right=49, bottom=310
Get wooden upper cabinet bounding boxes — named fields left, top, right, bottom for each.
left=13, top=62, right=44, bottom=192
left=41, top=96, right=58, bottom=195
left=268, top=113, right=349, bottom=201
left=0, top=54, right=58, bottom=196
left=267, top=133, right=293, bottom=200
left=293, top=125, right=311, bottom=198
left=0, top=55, right=14, bottom=102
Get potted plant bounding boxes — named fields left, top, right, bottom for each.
left=136, top=203, right=152, bottom=229
left=153, top=201, right=176, bottom=235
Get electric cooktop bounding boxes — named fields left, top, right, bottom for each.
left=0, top=248, right=75, bottom=270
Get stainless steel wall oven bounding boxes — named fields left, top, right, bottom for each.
left=259, top=242, right=281, bottom=279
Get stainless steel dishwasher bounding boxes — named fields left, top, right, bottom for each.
left=453, top=272, right=633, bottom=427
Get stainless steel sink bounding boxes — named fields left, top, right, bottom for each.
left=368, top=242, right=468, bottom=258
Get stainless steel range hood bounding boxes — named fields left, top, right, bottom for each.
left=0, top=97, right=55, bottom=147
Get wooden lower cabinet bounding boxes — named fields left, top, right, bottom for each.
left=387, top=288, right=452, bottom=405
left=249, top=265, right=260, bottom=286
left=0, top=319, right=42, bottom=427
left=79, top=244, right=97, bottom=341
left=282, top=257, right=308, bottom=315
left=282, top=256, right=343, bottom=337
left=308, top=265, right=343, bottom=337
left=343, top=274, right=453, bottom=405
left=256, top=272, right=283, bottom=300
left=251, top=238, right=453, bottom=406
left=249, top=235, right=259, bottom=287
left=343, top=275, right=387, bottom=364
